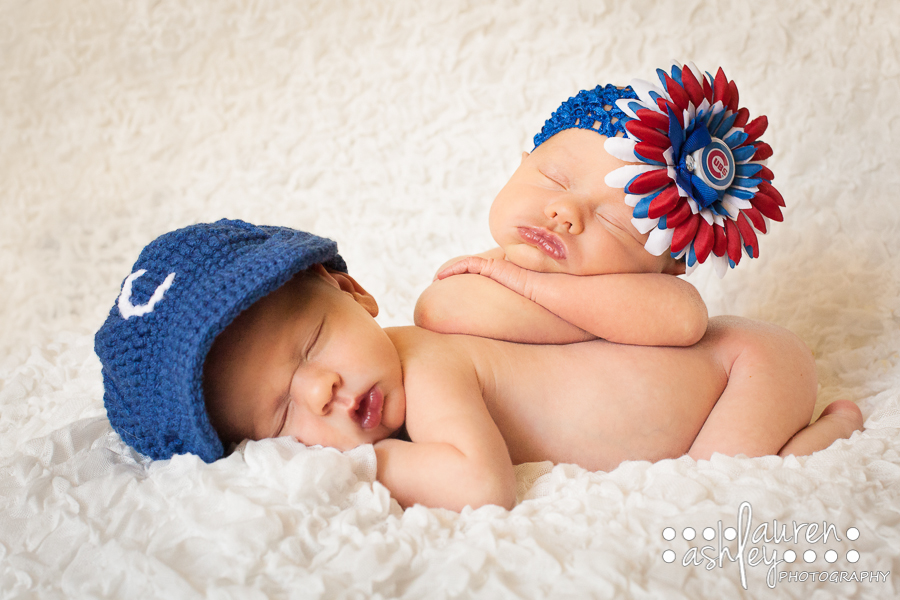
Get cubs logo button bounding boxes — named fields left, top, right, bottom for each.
left=691, top=138, right=735, bottom=191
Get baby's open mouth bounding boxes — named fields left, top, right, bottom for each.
left=353, top=386, right=384, bottom=430
left=518, top=227, right=567, bottom=259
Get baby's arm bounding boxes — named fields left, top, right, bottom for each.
left=417, top=251, right=707, bottom=346
left=374, top=330, right=517, bottom=511
left=415, top=250, right=594, bottom=345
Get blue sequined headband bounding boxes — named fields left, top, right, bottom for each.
left=533, top=84, right=638, bottom=148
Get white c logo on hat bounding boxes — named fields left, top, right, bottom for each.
left=118, top=270, right=176, bottom=320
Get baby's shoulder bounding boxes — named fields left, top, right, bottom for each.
left=385, top=327, right=486, bottom=437
left=385, top=325, right=472, bottom=369
left=385, top=327, right=481, bottom=402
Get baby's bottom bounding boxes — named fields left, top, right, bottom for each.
left=688, top=317, right=863, bottom=460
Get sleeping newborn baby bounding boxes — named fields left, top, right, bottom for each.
left=414, top=61, right=865, bottom=467
left=95, top=219, right=862, bottom=512
left=417, top=61, right=788, bottom=346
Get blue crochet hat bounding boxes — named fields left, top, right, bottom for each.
left=94, top=219, right=347, bottom=463
left=533, top=83, right=638, bottom=149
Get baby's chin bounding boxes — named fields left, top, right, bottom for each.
left=503, top=241, right=672, bottom=276
left=504, top=243, right=617, bottom=276
left=502, top=243, right=570, bottom=274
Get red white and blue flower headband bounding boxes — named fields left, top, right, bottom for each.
left=534, top=62, right=784, bottom=278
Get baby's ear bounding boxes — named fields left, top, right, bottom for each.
left=520, top=151, right=530, bottom=164
left=310, top=264, right=379, bottom=317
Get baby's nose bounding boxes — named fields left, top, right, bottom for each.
left=545, top=200, right=584, bottom=235
left=299, top=368, right=341, bottom=415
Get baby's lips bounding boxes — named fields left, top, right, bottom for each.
left=353, top=386, right=384, bottom=430
left=517, top=226, right=567, bottom=260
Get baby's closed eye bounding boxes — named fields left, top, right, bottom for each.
left=538, top=166, right=570, bottom=189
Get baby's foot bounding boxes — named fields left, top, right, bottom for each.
left=778, top=400, right=864, bottom=457
left=817, top=400, right=865, bottom=438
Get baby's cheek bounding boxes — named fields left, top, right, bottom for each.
left=487, top=192, right=522, bottom=242
left=501, top=244, right=533, bottom=269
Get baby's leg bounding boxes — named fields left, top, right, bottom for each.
left=778, top=400, right=863, bottom=457
left=688, top=316, right=819, bottom=460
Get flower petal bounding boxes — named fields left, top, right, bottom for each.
left=630, top=79, right=668, bottom=112
left=713, top=67, right=731, bottom=106
left=733, top=176, right=763, bottom=189
left=616, top=98, right=648, bottom=120
left=713, top=253, right=728, bottom=278
left=752, top=142, right=773, bottom=161
left=671, top=212, right=701, bottom=253
left=723, top=130, right=749, bottom=149
left=758, top=181, right=785, bottom=207
left=625, top=120, right=671, bottom=148
left=755, top=164, right=774, bottom=182
left=663, top=72, right=691, bottom=112
left=632, top=217, right=659, bottom=235
left=724, top=187, right=756, bottom=200
left=633, top=188, right=665, bottom=218
left=666, top=197, right=692, bottom=228
left=725, top=218, right=742, bottom=265
left=694, top=218, right=714, bottom=263
left=736, top=213, right=759, bottom=258
left=719, top=197, right=741, bottom=218
left=680, top=66, right=706, bottom=108
left=723, top=194, right=753, bottom=210
left=732, top=145, right=757, bottom=162
left=604, top=137, right=638, bottom=162
left=741, top=116, right=768, bottom=145
left=685, top=251, right=700, bottom=275
left=635, top=108, right=668, bottom=132
left=736, top=163, right=763, bottom=178
left=749, top=191, right=784, bottom=221
left=644, top=226, right=674, bottom=256
left=707, top=110, right=727, bottom=139
left=647, top=184, right=681, bottom=218
left=742, top=206, right=767, bottom=233
left=714, top=111, right=739, bottom=138
left=624, top=193, right=646, bottom=208
left=634, top=142, right=669, bottom=166
left=624, top=168, right=672, bottom=195
left=701, top=73, right=714, bottom=104
left=604, top=164, right=658, bottom=189
left=727, top=80, right=740, bottom=113
left=713, top=223, right=728, bottom=257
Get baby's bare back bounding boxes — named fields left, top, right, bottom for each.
left=394, top=315, right=812, bottom=473
left=452, top=319, right=740, bottom=471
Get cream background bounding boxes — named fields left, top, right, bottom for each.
left=1, top=1, right=898, bottom=598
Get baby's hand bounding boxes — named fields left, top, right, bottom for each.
left=436, top=256, right=537, bottom=301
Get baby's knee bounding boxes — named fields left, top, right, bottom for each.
left=756, top=322, right=816, bottom=387
left=715, top=317, right=818, bottom=413
left=714, top=317, right=813, bottom=365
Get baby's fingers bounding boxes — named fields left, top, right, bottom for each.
left=436, top=256, right=489, bottom=280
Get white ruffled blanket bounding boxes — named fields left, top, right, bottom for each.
left=2, top=1, right=898, bottom=598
